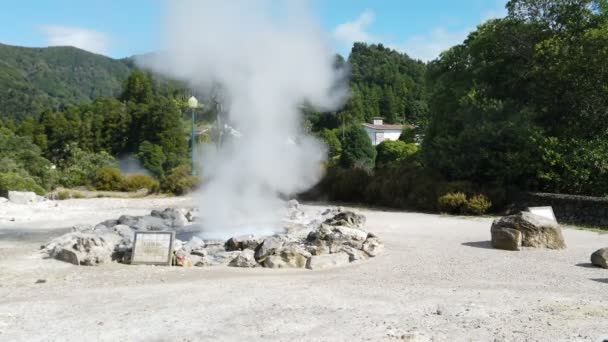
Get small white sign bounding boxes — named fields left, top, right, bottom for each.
left=528, top=206, right=558, bottom=223
left=131, top=231, right=174, bottom=265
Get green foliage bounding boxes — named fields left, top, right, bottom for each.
left=466, top=194, right=492, bottom=215
left=398, top=127, right=416, bottom=144
left=121, top=71, right=154, bottom=103
left=437, top=192, right=468, bottom=214
left=375, top=140, right=418, bottom=166
left=162, top=165, right=199, bottom=195
left=60, top=146, right=117, bottom=187
left=94, top=167, right=125, bottom=191
left=124, top=174, right=160, bottom=193
left=318, top=128, right=342, bottom=159
left=0, top=43, right=133, bottom=121
left=339, top=43, right=428, bottom=126
left=138, top=141, right=167, bottom=178
left=339, top=126, right=376, bottom=170
left=0, top=127, right=56, bottom=189
left=0, top=172, right=46, bottom=196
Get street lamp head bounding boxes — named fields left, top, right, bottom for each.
left=188, top=96, right=198, bottom=109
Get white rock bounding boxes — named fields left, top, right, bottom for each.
left=229, top=249, right=257, bottom=267
left=362, top=237, right=384, bottom=257
left=8, top=191, right=42, bottom=204
left=306, top=252, right=350, bottom=270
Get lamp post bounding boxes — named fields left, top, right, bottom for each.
left=188, top=96, right=199, bottom=176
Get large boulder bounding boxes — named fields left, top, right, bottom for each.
left=491, top=212, right=566, bottom=250
left=306, top=252, right=350, bottom=270
left=44, top=232, right=116, bottom=265
left=8, top=191, right=43, bottom=204
left=591, top=248, right=608, bottom=269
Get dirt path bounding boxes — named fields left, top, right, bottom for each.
left=1, top=198, right=607, bottom=341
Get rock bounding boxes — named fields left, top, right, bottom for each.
left=195, top=251, right=241, bottom=267
left=225, top=235, right=261, bottom=251
left=306, top=244, right=330, bottom=256
left=174, top=250, right=192, bottom=267
left=8, top=191, right=42, bottom=204
left=361, top=237, right=384, bottom=257
left=287, top=199, right=305, bottom=220
left=183, top=236, right=205, bottom=254
left=229, top=249, right=257, bottom=267
left=254, top=237, right=285, bottom=262
left=490, top=226, right=522, bottom=251
left=591, top=248, right=608, bottom=269
left=46, top=232, right=115, bottom=266
left=324, top=211, right=366, bottom=228
left=491, top=212, right=566, bottom=250
left=151, top=208, right=188, bottom=228
left=117, top=215, right=141, bottom=227
left=340, top=245, right=369, bottom=262
left=306, top=252, right=350, bottom=270
left=262, top=244, right=311, bottom=268
left=307, top=224, right=366, bottom=253
left=35, top=279, right=46, bottom=284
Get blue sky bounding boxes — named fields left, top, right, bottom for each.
left=0, top=0, right=507, bottom=61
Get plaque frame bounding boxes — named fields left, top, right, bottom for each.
left=130, top=231, right=175, bottom=266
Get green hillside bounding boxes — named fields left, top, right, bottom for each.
left=0, top=43, right=134, bottom=120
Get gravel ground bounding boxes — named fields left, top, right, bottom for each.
left=0, top=198, right=607, bottom=341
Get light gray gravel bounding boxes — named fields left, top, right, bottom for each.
left=1, top=199, right=607, bottom=341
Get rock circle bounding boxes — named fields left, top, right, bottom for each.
left=42, top=202, right=383, bottom=270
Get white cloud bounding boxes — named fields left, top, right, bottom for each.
left=332, top=9, right=376, bottom=48
left=395, top=27, right=471, bottom=62
left=41, top=25, right=111, bottom=55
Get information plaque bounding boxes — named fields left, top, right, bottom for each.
left=528, top=206, right=558, bottom=223
left=130, top=231, right=175, bottom=266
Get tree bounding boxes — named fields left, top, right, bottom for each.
left=339, top=125, right=376, bottom=170
left=138, top=141, right=166, bottom=178
left=120, top=71, right=154, bottom=104
left=318, top=128, right=342, bottom=159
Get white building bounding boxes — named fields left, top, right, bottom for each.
left=362, top=117, right=405, bottom=146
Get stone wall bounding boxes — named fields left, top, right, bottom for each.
left=522, top=192, right=608, bottom=229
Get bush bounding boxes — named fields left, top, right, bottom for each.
left=375, top=140, right=418, bottom=166
left=60, top=146, right=117, bottom=187
left=94, top=167, right=125, bottom=191
left=124, top=174, right=160, bottom=193
left=466, top=194, right=492, bottom=215
left=0, top=172, right=45, bottom=196
left=162, top=165, right=199, bottom=195
left=437, top=192, right=468, bottom=214
left=56, top=190, right=71, bottom=200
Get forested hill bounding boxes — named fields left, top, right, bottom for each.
left=0, top=43, right=134, bottom=120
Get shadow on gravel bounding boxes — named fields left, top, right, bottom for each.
left=575, top=263, right=597, bottom=269
left=590, top=278, right=608, bottom=284
left=461, top=241, right=493, bottom=249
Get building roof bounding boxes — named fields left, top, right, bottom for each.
left=362, top=123, right=407, bottom=130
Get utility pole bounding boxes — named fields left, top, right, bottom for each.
left=188, top=96, right=199, bottom=176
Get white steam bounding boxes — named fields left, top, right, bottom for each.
left=142, top=0, right=347, bottom=238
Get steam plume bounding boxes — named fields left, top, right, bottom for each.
left=142, top=0, right=347, bottom=238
